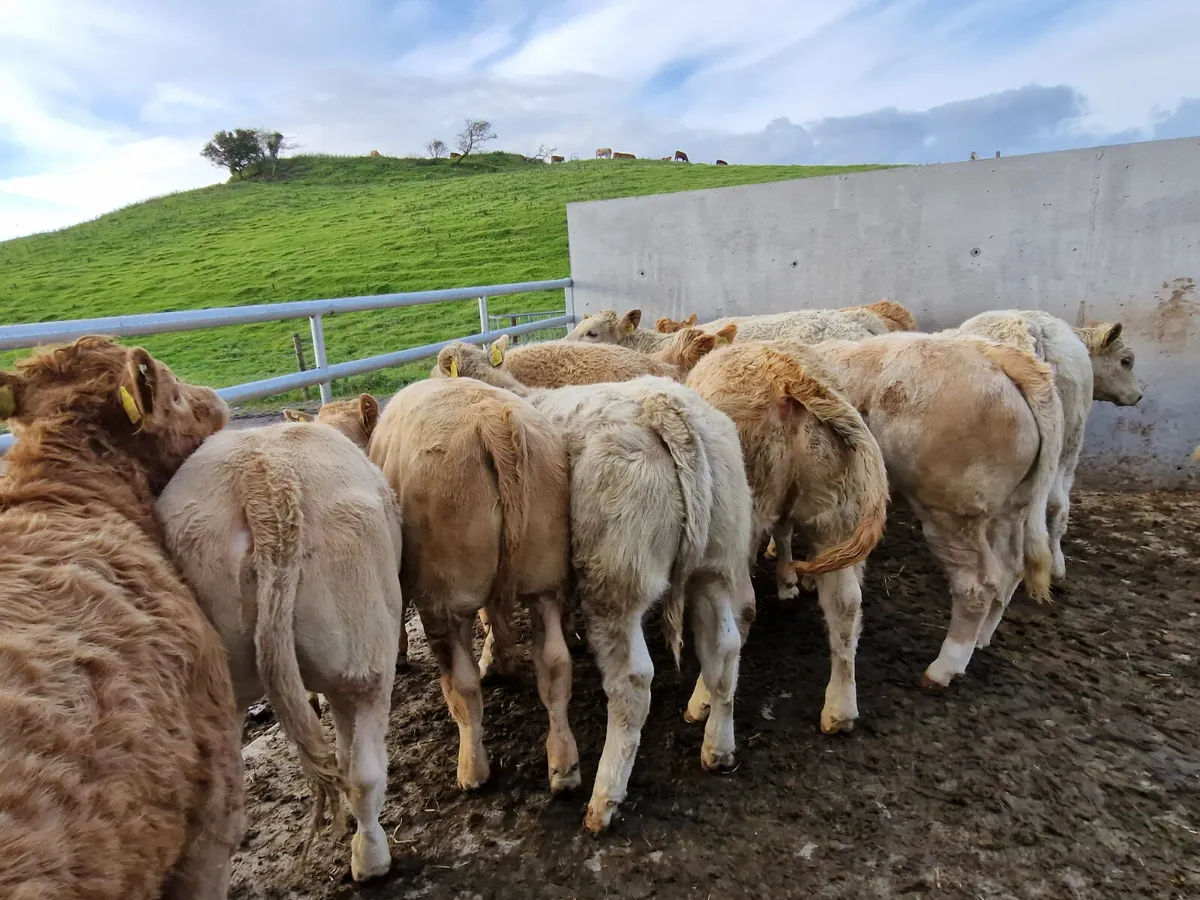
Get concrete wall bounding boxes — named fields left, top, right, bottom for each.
left=566, top=137, right=1200, bottom=490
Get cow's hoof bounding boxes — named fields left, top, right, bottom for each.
left=549, top=762, right=581, bottom=793
left=820, top=713, right=856, bottom=735
left=919, top=671, right=950, bottom=690
left=584, top=800, right=618, bottom=834
left=701, top=748, right=736, bottom=773
left=350, top=832, right=393, bottom=883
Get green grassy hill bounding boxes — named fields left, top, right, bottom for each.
left=0, top=152, right=886, bottom=407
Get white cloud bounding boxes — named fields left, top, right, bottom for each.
left=0, top=0, right=1198, bottom=241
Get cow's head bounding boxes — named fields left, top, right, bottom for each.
left=284, top=393, right=380, bottom=450
left=655, top=313, right=697, bottom=334
left=0, top=335, right=227, bottom=490
left=432, top=340, right=526, bottom=394
left=1074, top=322, right=1143, bottom=406
left=564, top=309, right=641, bottom=344
left=656, top=325, right=735, bottom=375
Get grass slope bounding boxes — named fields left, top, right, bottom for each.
left=0, top=152, right=886, bottom=406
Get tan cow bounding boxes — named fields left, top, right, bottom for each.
left=445, top=329, right=721, bottom=388
left=369, top=378, right=580, bottom=794
left=157, top=419, right=406, bottom=882
left=595, top=147, right=613, bottom=159
left=435, top=342, right=756, bottom=833
left=809, top=332, right=1064, bottom=687
left=369, top=149, right=381, bottom=158
left=685, top=341, right=889, bottom=733
left=839, top=299, right=919, bottom=333
left=613, top=151, right=636, bottom=159
left=567, top=309, right=735, bottom=354
left=0, top=336, right=242, bottom=900
left=551, top=155, right=565, bottom=163
left=955, top=311, right=1142, bottom=582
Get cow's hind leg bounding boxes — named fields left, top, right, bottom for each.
left=584, top=608, right=653, bottom=833
left=477, top=606, right=519, bottom=681
left=688, top=575, right=743, bottom=771
left=529, top=591, right=581, bottom=792
left=773, top=521, right=800, bottom=599
left=1047, top=465, right=1070, bottom=582
left=815, top=563, right=864, bottom=734
left=423, top=608, right=490, bottom=789
left=976, top=516, right=1024, bottom=650
left=920, top=514, right=999, bottom=688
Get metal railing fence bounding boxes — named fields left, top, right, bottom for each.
left=0, top=277, right=576, bottom=455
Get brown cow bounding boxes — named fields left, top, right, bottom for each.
left=450, top=151, right=463, bottom=159
left=0, top=336, right=242, bottom=899
left=674, top=150, right=689, bottom=162
left=613, top=151, right=636, bottom=160
left=551, top=155, right=565, bottom=163
left=715, top=159, right=728, bottom=166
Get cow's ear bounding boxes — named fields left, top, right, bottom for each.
left=1099, top=322, right=1123, bottom=349
left=490, top=334, right=510, bottom=366
left=283, top=408, right=313, bottom=422
left=0, top=373, right=24, bottom=420
left=119, top=348, right=156, bottom=427
left=621, top=309, right=642, bottom=333
left=715, top=324, right=737, bottom=345
left=359, top=394, right=379, bottom=433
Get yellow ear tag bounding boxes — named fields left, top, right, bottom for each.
left=624, top=322, right=636, bottom=334
left=119, top=385, right=143, bottom=425
left=448, top=358, right=459, bottom=378
left=490, top=344, right=504, bottom=366
left=0, top=384, right=14, bottom=418
left=714, top=335, right=729, bottom=345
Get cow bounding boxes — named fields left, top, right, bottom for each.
left=613, top=151, right=636, bottom=160
left=675, top=150, right=689, bottom=162
left=809, top=332, right=1064, bottom=687
left=955, top=311, right=1142, bottom=581
left=595, top=147, right=613, bottom=159
left=715, top=159, right=728, bottom=166
left=459, top=329, right=722, bottom=388
left=366, top=378, right=580, bottom=795
left=450, top=152, right=463, bottom=159
left=435, top=341, right=756, bottom=833
left=570, top=308, right=876, bottom=352
left=661, top=156, right=673, bottom=161
left=369, top=150, right=381, bottom=158
left=551, top=155, right=565, bottom=163
left=0, top=336, right=242, bottom=900
left=157, top=417, right=406, bottom=882
left=838, top=299, right=920, bottom=333
left=685, top=340, right=889, bottom=734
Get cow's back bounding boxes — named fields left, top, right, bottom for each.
left=0, top=504, right=235, bottom=899
left=158, top=423, right=403, bottom=698
left=372, top=379, right=567, bottom=609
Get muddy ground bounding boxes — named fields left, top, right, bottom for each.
left=231, top=492, right=1200, bottom=900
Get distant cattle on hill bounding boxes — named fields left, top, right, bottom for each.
left=450, top=152, right=462, bottom=159
left=674, top=150, right=689, bottom=162
left=369, top=149, right=381, bottom=158
left=715, top=159, right=728, bottom=166
left=551, top=155, right=565, bottom=163
left=613, top=151, right=636, bottom=160
left=595, top=147, right=613, bottom=159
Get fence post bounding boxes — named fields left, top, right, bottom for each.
left=308, top=314, right=333, bottom=405
left=564, top=281, right=576, bottom=325
left=291, top=333, right=311, bottom=400
left=477, top=296, right=489, bottom=334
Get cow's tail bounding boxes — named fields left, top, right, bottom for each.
left=475, top=402, right=531, bottom=624
left=768, top=348, right=888, bottom=574
left=638, top=390, right=712, bottom=668
left=974, top=341, right=1064, bottom=602
left=241, top=452, right=345, bottom=866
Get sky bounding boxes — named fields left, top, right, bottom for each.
left=1, top=0, right=1198, bottom=241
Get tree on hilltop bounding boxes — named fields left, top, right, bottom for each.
left=426, top=139, right=448, bottom=159
left=201, top=128, right=295, bottom=178
left=454, top=119, right=496, bottom=159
